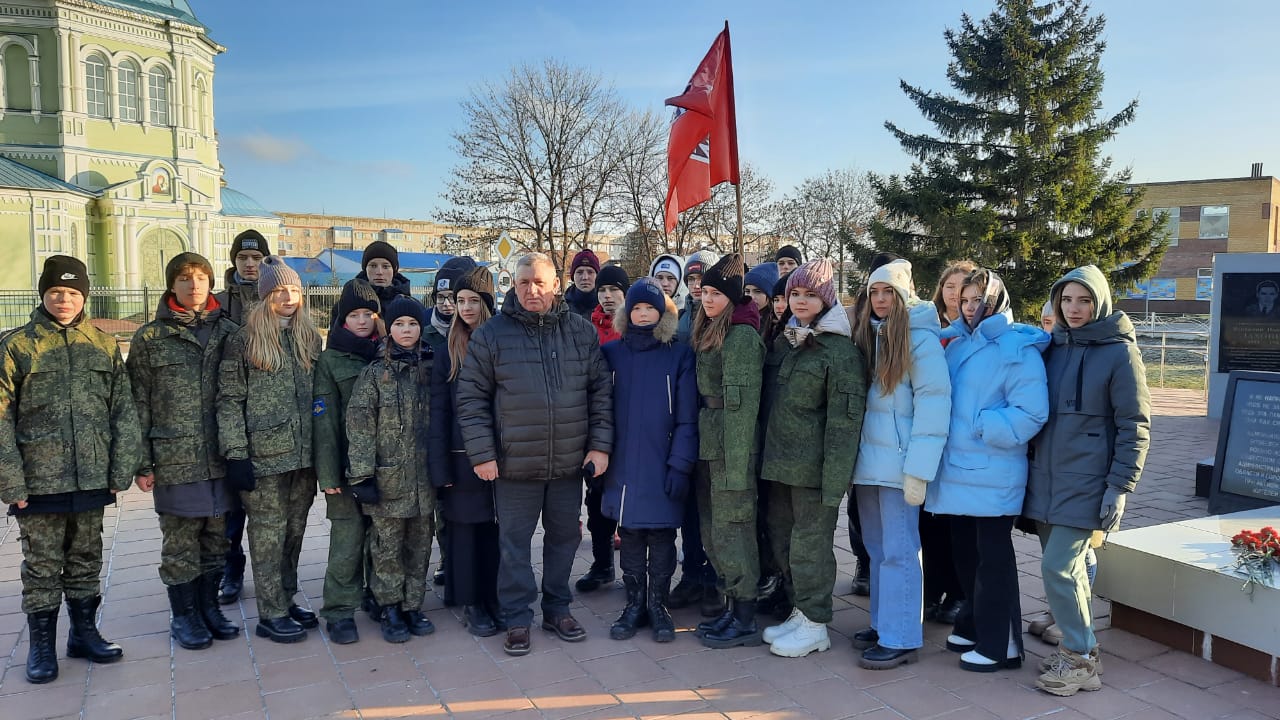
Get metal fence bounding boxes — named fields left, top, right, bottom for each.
left=0, top=285, right=350, bottom=336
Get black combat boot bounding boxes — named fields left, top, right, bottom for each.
left=218, top=553, right=245, bottom=605
left=609, top=574, right=649, bottom=640
left=380, top=604, right=410, bottom=644
left=695, top=598, right=734, bottom=638
left=648, top=574, right=676, bottom=643
left=198, top=570, right=241, bottom=640
left=574, top=561, right=615, bottom=593
left=701, top=598, right=763, bottom=649
left=167, top=582, right=213, bottom=650
left=66, top=595, right=124, bottom=663
left=25, top=610, right=58, bottom=684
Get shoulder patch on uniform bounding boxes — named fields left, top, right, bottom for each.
left=313, top=398, right=326, bottom=416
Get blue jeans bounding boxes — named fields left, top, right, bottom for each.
left=493, top=477, right=582, bottom=629
left=1038, top=523, right=1096, bottom=654
left=856, top=484, right=923, bottom=650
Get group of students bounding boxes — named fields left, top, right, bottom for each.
left=0, top=235, right=1148, bottom=700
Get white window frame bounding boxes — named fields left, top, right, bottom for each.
left=117, top=62, right=139, bottom=121
left=84, top=56, right=107, bottom=119
left=148, top=67, right=169, bottom=125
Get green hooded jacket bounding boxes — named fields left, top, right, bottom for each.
left=0, top=309, right=142, bottom=503
left=696, top=320, right=764, bottom=491
left=1023, top=265, right=1151, bottom=530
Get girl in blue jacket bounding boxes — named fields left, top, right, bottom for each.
left=599, top=279, right=698, bottom=643
left=926, top=269, right=1049, bottom=672
left=851, top=259, right=951, bottom=670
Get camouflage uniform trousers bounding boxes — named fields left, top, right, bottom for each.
left=765, top=481, right=839, bottom=623
left=321, top=491, right=374, bottom=622
left=694, top=460, right=759, bottom=600
left=240, top=470, right=315, bottom=620
left=157, top=513, right=229, bottom=586
left=16, top=509, right=105, bottom=614
left=369, top=513, right=434, bottom=610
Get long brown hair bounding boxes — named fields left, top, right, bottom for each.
left=448, top=298, right=493, bottom=381
left=931, top=260, right=977, bottom=327
left=855, top=290, right=912, bottom=393
left=243, top=288, right=320, bottom=372
left=691, top=302, right=733, bottom=353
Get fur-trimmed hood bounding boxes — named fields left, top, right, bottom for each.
left=613, top=293, right=679, bottom=343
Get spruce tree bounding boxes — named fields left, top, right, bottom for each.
left=866, top=0, right=1166, bottom=319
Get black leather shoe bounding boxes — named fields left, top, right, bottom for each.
left=25, top=611, right=58, bottom=684
left=464, top=605, right=498, bottom=637
left=380, top=605, right=410, bottom=644
left=361, top=589, right=383, bottom=622
left=256, top=616, right=306, bottom=643
left=935, top=598, right=963, bottom=625
left=218, top=557, right=245, bottom=605
left=859, top=644, right=919, bottom=670
left=574, top=564, right=615, bottom=593
left=695, top=601, right=734, bottom=638
left=327, top=618, right=359, bottom=645
left=432, top=568, right=446, bottom=586
left=851, top=560, right=871, bottom=597
left=851, top=627, right=879, bottom=650
left=923, top=601, right=941, bottom=622
left=288, top=604, right=319, bottom=629
left=701, top=599, right=762, bottom=649
left=404, top=610, right=435, bottom=636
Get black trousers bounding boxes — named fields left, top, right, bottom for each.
left=678, top=484, right=712, bottom=583
left=584, top=485, right=618, bottom=570
left=949, top=515, right=1022, bottom=661
left=223, top=493, right=246, bottom=573
left=444, top=520, right=499, bottom=608
left=618, top=527, right=678, bottom=581
left=921, top=510, right=964, bottom=606
left=845, top=487, right=868, bottom=563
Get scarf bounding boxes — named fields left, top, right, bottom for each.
left=327, top=325, right=379, bottom=362
left=431, top=308, right=452, bottom=337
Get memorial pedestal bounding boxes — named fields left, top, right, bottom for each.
left=1095, top=507, right=1280, bottom=685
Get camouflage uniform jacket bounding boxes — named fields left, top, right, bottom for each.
left=759, top=309, right=868, bottom=508
left=695, top=322, right=764, bottom=492
left=345, top=343, right=435, bottom=518
left=127, top=301, right=238, bottom=486
left=214, top=268, right=258, bottom=326
left=0, top=309, right=142, bottom=504
left=216, top=326, right=318, bottom=476
left=312, top=348, right=370, bottom=491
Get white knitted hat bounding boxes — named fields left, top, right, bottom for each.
left=867, top=259, right=915, bottom=304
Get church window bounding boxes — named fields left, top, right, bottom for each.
left=85, top=55, right=107, bottom=118
left=2, top=43, right=32, bottom=110
left=118, top=61, right=140, bottom=121
left=148, top=67, right=169, bottom=125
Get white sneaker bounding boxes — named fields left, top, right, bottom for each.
left=769, top=613, right=831, bottom=658
left=763, top=607, right=804, bottom=644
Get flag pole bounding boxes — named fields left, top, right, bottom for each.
left=734, top=183, right=744, bottom=255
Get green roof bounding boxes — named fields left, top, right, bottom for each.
left=92, top=1, right=203, bottom=28
left=221, top=187, right=276, bottom=218
left=0, top=157, right=96, bottom=196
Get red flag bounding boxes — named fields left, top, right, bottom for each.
left=664, top=22, right=740, bottom=232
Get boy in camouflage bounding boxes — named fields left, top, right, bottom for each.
left=0, top=255, right=142, bottom=683
left=128, top=253, right=242, bottom=651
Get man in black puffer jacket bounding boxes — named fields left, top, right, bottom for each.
left=456, top=252, right=613, bottom=657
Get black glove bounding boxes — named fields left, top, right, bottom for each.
left=664, top=468, right=689, bottom=502
left=583, top=461, right=603, bottom=492
left=226, top=458, right=256, bottom=492
left=348, top=478, right=381, bottom=505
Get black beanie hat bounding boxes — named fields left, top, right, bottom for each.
left=596, top=264, right=631, bottom=293
left=869, top=251, right=901, bottom=274
left=775, top=245, right=803, bottom=264
left=230, top=229, right=270, bottom=262
left=434, top=256, right=478, bottom=299
left=165, top=252, right=215, bottom=292
left=383, top=295, right=426, bottom=329
left=701, top=253, right=745, bottom=303
left=771, top=271, right=791, bottom=299
left=454, top=266, right=496, bottom=317
left=362, top=241, right=400, bottom=274
left=38, top=255, right=90, bottom=297
left=336, top=278, right=381, bottom=325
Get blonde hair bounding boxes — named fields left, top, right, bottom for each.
left=243, top=287, right=321, bottom=372
left=855, top=290, right=912, bottom=393
left=691, top=302, right=733, bottom=353
left=448, top=298, right=493, bottom=381
left=931, top=260, right=977, bottom=327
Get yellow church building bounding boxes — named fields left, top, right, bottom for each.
left=0, top=0, right=276, bottom=291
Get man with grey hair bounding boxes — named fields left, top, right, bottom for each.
left=456, top=252, right=613, bottom=656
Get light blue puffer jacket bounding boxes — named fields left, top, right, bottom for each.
left=852, top=301, right=951, bottom=489
left=925, top=313, right=1050, bottom=517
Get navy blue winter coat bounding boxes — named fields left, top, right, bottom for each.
left=599, top=300, right=698, bottom=529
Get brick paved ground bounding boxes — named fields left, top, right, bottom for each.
left=5, top=388, right=1278, bottom=720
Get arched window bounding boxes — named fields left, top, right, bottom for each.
left=117, top=60, right=139, bottom=121
left=194, top=75, right=208, bottom=136
left=2, top=43, right=32, bottom=110
left=84, top=55, right=107, bottom=118
left=148, top=66, right=169, bottom=125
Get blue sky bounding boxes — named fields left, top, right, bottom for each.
left=196, top=0, right=1280, bottom=221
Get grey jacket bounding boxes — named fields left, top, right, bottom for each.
left=456, top=293, right=613, bottom=482
left=1023, top=266, right=1151, bottom=530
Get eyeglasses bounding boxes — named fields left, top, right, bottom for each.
left=435, top=293, right=455, bottom=306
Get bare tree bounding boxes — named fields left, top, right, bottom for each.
left=678, top=162, right=777, bottom=256
left=441, top=60, right=633, bottom=270
left=775, top=168, right=879, bottom=294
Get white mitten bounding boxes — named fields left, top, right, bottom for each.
left=903, top=474, right=927, bottom=507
